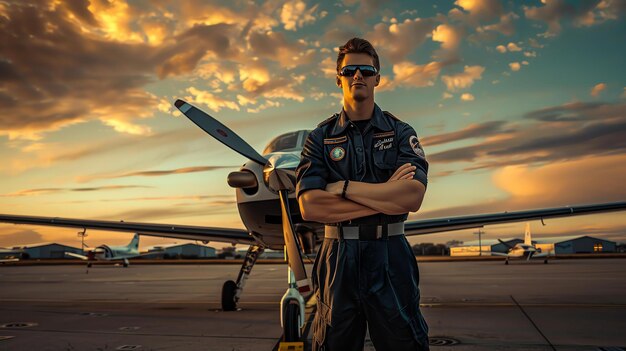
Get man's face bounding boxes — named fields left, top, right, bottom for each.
left=337, top=53, right=380, bottom=103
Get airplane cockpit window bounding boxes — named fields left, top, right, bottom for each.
left=263, top=131, right=300, bottom=155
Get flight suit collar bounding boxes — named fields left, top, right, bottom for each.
left=329, top=104, right=393, bottom=136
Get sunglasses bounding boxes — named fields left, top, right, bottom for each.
left=338, top=65, right=378, bottom=77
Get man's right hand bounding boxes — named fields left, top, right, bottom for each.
left=387, top=163, right=416, bottom=182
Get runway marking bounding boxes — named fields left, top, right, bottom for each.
left=510, top=295, right=556, bottom=351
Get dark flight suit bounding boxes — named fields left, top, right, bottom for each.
left=296, top=104, right=430, bottom=351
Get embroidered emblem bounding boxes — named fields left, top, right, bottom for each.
left=330, top=146, right=345, bottom=161
left=374, top=137, right=394, bottom=151
left=409, top=135, right=424, bottom=157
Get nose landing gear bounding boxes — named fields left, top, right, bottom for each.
left=221, top=245, right=264, bottom=311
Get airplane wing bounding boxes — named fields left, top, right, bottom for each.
left=531, top=251, right=551, bottom=258
left=65, top=252, right=89, bottom=260
left=404, top=202, right=626, bottom=236
left=0, top=214, right=254, bottom=245
left=488, top=252, right=509, bottom=257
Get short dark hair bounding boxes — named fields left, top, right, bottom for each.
left=336, top=37, right=380, bottom=74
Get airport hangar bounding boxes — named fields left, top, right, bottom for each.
left=1, top=242, right=83, bottom=259
left=450, top=235, right=617, bottom=256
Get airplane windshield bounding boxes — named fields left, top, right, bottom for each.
left=263, top=131, right=310, bottom=155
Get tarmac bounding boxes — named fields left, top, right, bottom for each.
left=0, top=258, right=625, bottom=350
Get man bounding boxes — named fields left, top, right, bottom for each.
left=296, top=38, right=430, bottom=350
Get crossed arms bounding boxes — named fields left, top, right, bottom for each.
left=298, top=163, right=426, bottom=223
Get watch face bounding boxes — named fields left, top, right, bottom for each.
left=330, top=146, right=346, bottom=161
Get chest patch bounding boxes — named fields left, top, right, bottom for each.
left=330, top=146, right=345, bottom=161
left=409, top=135, right=424, bottom=157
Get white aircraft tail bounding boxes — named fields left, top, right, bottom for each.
left=524, top=223, right=532, bottom=245
left=127, top=234, right=140, bottom=251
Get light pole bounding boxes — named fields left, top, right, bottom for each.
left=473, top=229, right=485, bottom=256
left=77, top=229, right=87, bottom=254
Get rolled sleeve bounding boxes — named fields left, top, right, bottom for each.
left=296, top=129, right=329, bottom=198
left=396, top=123, right=429, bottom=187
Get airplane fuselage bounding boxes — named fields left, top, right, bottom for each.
left=234, top=130, right=323, bottom=250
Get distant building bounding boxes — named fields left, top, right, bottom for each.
left=450, top=235, right=616, bottom=256
left=450, top=238, right=522, bottom=257
left=146, top=243, right=216, bottom=259
left=11, top=243, right=82, bottom=259
left=533, top=236, right=616, bottom=254
left=259, top=249, right=284, bottom=259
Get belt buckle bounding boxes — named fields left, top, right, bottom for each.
left=360, top=224, right=380, bottom=240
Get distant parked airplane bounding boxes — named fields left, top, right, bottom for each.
left=65, top=233, right=149, bottom=267
left=491, top=223, right=551, bottom=264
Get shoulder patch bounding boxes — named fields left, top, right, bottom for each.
left=383, top=111, right=401, bottom=121
left=317, top=113, right=339, bottom=128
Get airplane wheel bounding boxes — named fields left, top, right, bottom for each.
left=544, top=259, right=548, bottom=264
left=505, top=260, right=509, bottom=265
left=123, top=263, right=128, bottom=268
left=221, top=280, right=237, bottom=311
left=87, top=262, right=92, bottom=268
left=283, top=302, right=301, bottom=342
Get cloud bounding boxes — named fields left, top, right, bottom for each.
left=524, top=0, right=623, bottom=37
left=378, top=61, right=444, bottom=91
left=451, top=0, right=505, bottom=25
left=0, top=229, right=45, bottom=247
left=78, top=165, right=237, bottom=183
left=460, top=93, right=475, bottom=101
left=442, top=92, right=454, bottom=100
left=591, top=83, right=607, bottom=97
left=414, top=155, right=626, bottom=222
left=247, top=30, right=312, bottom=69
left=441, top=65, right=485, bottom=92
left=496, top=45, right=507, bottom=53
left=509, top=62, right=521, bottom=71
left=280, top=1, right=319, bottom=31
left=478, top=12, right=519, bottom=36
left=432, top=24, right=464, bottom=60
left=429, top=102, right=626, bottom=167
left=1, top=185, right=150, bottom=197
left=507, top=42, right=522, bottom=52
left=492, top=154, right=626, bottom=204
left=185, top=87, right=240, bottom=112
left=368, top=18, right=436, bottom=64
left=421, top=121, right=508, bottom=147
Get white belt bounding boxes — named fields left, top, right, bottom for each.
left=324, top=222, right=405, bottom=240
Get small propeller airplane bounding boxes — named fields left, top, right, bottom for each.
left=491, top=223, right=552, bottom=264
left=64, top=233, right=148, bottom=268
left=1, top=99, right=625, bottom=342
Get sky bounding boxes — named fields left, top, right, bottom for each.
left=0, top=0, right=625, bottom=250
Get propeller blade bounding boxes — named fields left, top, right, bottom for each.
left=279, top=189, right=310, bottom=293
left=174, top=99, right=268, bottom=166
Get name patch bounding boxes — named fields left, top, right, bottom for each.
left=374, top=137, right=394, bottom=150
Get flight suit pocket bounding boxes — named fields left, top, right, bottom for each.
left=373, top=147, right=398, bottom=182
left=324, top=136, right=351, bottom=181
left=372, top=131, right=397, bottom=172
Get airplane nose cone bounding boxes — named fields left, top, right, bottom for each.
left=267, top=153, right=300, bottom=170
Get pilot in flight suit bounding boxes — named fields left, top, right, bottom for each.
left=296, top=38, right=430, bottom=351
